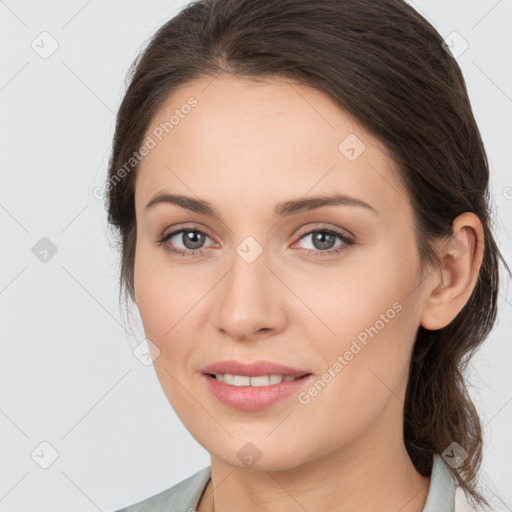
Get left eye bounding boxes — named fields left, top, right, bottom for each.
left=295, top=228, right=354, bottom=253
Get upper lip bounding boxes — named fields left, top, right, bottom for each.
left=201, top=359, right=312, bottom=377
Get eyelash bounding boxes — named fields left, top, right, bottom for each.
left=156, top=225, right=355, bottom=259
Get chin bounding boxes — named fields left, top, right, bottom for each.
left=205, top=438, right=312, bottom=473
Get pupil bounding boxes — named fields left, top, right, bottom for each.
left=183, top=231, right=204, bottom=250
left=313, top=231, right=335, bottom=250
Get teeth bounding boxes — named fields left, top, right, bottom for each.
left=214, top=374, right=298, bottom=386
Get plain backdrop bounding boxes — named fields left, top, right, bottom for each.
left=1, top=1, right=511, bottom=511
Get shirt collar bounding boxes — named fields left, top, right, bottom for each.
left=422, top=453, right=456, bottom=512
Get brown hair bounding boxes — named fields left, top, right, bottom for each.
left=105, top=0, right=510, bottom=506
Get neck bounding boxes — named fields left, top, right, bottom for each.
left=198, top=430, right=430, bottom=512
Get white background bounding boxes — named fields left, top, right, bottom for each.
left=1, top=1, right=511, bottom=510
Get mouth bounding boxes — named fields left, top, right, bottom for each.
left=201, top=359, right=312, bottom=379
left=205, top=373, right=312, bottom=387
left=202, top=371, right=314, bottom=411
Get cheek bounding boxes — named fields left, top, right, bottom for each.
left=133, top=240, right=220, bottom=410
left=133, top=245, right=206, bottom=416
left=289, top=246, right=422, bottom=437
left=134, top=240, right=205, bottom=341
left=289, top=235, right=421, bottom=351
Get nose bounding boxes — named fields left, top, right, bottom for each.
left=212, top=244, right=287, bottom=342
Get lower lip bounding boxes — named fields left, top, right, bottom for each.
left=202, top=374, right=314, bottom=411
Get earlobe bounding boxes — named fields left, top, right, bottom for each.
left=420, top=213, right=484, bottom=331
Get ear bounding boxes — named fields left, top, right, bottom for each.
left=420, top=212, right=485, bottom=331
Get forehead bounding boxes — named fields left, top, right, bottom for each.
left=135, top=74, right=408, bottom=220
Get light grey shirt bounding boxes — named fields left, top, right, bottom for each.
left=114, top=454, right=479, bottom=511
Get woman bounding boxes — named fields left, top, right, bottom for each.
left=105, top=0, right=510, bottom=510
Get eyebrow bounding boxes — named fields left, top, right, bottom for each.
left=145, top=191, right=379, bottom=217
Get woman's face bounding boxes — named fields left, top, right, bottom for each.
left=133, top=74, right=432, bottom=471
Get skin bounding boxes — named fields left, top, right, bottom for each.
left=132, top=74, right=484, bottom=512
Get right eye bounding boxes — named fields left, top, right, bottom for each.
left=156, top=228, right=216, bottom=257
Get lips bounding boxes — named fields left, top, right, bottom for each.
left=202, top=372, right=314, bottom=411
left=201, top=359, right=312, bottom=378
